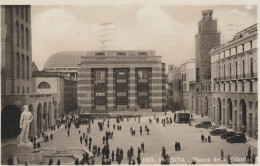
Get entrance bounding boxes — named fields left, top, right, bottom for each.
left=217, top=98, right=221, bottom=124
left=1, top=105, right=22, bottom=139
left=239, top=99, right=247, bottom=133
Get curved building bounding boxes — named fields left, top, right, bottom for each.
left=44, top=51, right=87, bottom=78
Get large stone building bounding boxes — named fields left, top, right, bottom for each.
left=180, top=59, right=196, bottom=111
left=78, top=50, right=166, bottom=113
left=193, top=10, right=221, bottom=115
left=210, top=24, right=258, bottom=139
left=1, top=5, right=58, bottom=138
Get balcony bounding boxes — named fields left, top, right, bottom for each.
left=214, top=72, right=257, bottom=82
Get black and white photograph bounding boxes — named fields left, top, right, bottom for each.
left=0, top=0, right=258, bottom=165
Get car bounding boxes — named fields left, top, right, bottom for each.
left=226, top=133, right=246, bottom=143
left=220, top=132, right=235, bottom=139
left=210, top=129, right=227, bottom=136
left=195, top=121, right=212, bottom=128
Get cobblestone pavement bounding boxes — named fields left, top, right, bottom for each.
left=41, top=112, right=257, bottom=165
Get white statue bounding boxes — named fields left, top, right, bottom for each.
left=17, top=105, right=33, bottom=144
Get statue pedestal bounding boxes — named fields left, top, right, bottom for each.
left=13, top=143, right=44, bottom=164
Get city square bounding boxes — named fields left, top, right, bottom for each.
left=1, top=2, right=258, bottom=165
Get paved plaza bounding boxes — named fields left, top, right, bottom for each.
left=39, top=112, right=257, bottom=165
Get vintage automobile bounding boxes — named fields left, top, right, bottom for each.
left=226, top=133, right=246, bottom=143
left=176, top=113, right=190, bottom=123
left=220, top=132, right=236, bottom=139
left=195, top=121, right=212, bottom=128
left=210, top=129, right=227, bottom=136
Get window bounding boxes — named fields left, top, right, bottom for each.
left=229, top=83, right=231, bottom=92
left=223, top=51, right=225, bottom=58
left=16, top=6, right=19, bottom=16
left=27, top=87, right=29, bottom=94
left=235, top=82, right=237, bottom=92
left=95, top=53, right=105, bottom=56
left=96, top=92, right=105, bottom=96
left=17, top=86, right=19, bottom=94
left=95, top=71, right=105, bottom=83
left=26, top=56, right=29, bottom=79
left=117, top=53, right=126, bottom=56
left=22, top=55, right=25, bottom=79
left=16, top=53, right=20, bottom=78
left=21, top=6, right=24, bottom=19
left=250, top=58, right=253, bottom=76
left=229, top=63, right=231, bottom=76
left=242, top=82, right=244, bottom=92
left=117, top=92, right=126, bottom=96
left=250, top=41, right=253, bottom=49
left=242, top=60, right=245, bottom=76
left=21, top=25, right=24, bottom=49
left=38, top=82, right=51, bottom=89
left=26, top=28, right=29, bottom=51
left=242, top=44, right=244, bottom=51
left=214, top=84, right=216, bottom=91
left=25, top=6, right=29, bottom=22
left=117, top=79, right=126, bottom=83
left=250, top=81, right=253, bottom=92
left=16, top=22, right=19, bottom=47
left=224, top=64, right=226, bottom=78
left=138, top=70, right=148, bottom=79
left=224, top=84, right=225, bottom=92
left=22, top=86, right=24, bottom=94
left=138, top=52, right=147, bottom=56
left=219, top=65, right=220, bottom=77
left=235, top=61, right=238, bottom=77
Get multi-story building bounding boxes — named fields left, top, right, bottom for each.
left=180, top=59, right=196, bottom=111
left=210, top=24, right=257, bottom=139
left=193, top=10, right=221, bottom=115
left=44, top=51, right=85, bottom=79
left=78, top=50, right=166, bottom=113
left=1, top=6, right=57, bottom=138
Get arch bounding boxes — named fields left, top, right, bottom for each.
left=48, top=101, right=52, bottom=127
left=239, top=99, right=247, bottom=133
left=217, top=98, right=222, bottom=124
left=21, top=24, right=24, bottom=49
left=26, top=56, right=29, bottom=80
left=227, top=99, right=233, bottom=127
left=43, top=102, right=48, bottom=131
left=26, top=28, right=29, bottom=51
left=205, top=96, right=208, bottom=116
left=16, top=21, right=19, bottom=47
left=1, top=105, right=22, bottom=139
left=16, top=53, right=20, bottom=79
left=38, top=82, right=51, bottom=89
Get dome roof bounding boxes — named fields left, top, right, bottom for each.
left=44, top=51, right=87, bottom=68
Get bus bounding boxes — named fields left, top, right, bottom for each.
left=176, top=113, right=190, bottom=123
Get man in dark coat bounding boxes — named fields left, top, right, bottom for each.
left=141, top=142, right=144, bottom=153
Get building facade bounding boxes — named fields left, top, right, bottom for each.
left=78, top=50, right=166, bottom=113
left=210, top=24, right=257, bottom=139
left=180, top=59, right=196, bottom=111
left=1, top=6, right=57, bottom=138
left=193, top=10, right=221, bottom=115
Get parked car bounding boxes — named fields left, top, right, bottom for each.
left=220, top=132, right=235, bottom=139
left=210, top=129, right=227, bottom=136
left=195, top=121, right=212, bottom=129
left=226, top=133, right=246, bottom=143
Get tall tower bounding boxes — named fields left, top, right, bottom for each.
left=195, top=10, right=220, bottom=82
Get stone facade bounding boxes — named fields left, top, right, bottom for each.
left=78, top=50, right=166, bottom=112
left=210, top=24, right=258, bottom=139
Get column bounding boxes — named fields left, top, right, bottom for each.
left=107, top=68, right=114, bottom=111
left=129, top=67, right=136, bottom=111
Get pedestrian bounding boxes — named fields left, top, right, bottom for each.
left=48, top=158, right=53, bottom=165
left=50, top=133, right=53, bottom=140
left=137, top=156, right=141, bottom=165
left=208, top=135, right=211, bottom=143
left=177, top=142, right=181, bottom=151
left=85, top=138, right=88, bottom=146
left=57, top=159, right=61, bottom=165
left=228, top=155, right=231, bottom=164
left=132, top=159, right=136, bottom=165
left=112, top=150, right=114, bottom=161
left=102, top=136, right=105, bottom=144
left=83, top=132, right=85, bottom=139
left=37, top=142, right=41, bottom=148
left=113, top=124, right=115, bottom=130
left=67, top=130, right=70, bottom=137
left=138, top=147, right=141, bottom=157
left=141, top=142, right=144, bottom=153
left=221, top=149, right=224, bottom=161
left=247, top=147, right=251, bottom=163
left=7, top=156, right=14, bottom=165
left=252, top=154, right=256, bottom=164
left=140, top=126, right=142, bottom=135
left=80, top=136, right=83, bottom=144
left=79, top=130, right=81, bottom=134
left=201, top=134, right=205, bottom=143
left=175, top=141, right=178, bottom=151
left=34, top=142, right=37, bottom=149
left=75, top=158, right=79, bottom=165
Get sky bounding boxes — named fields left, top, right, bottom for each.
left=31, top=4, right=257, bottom=70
